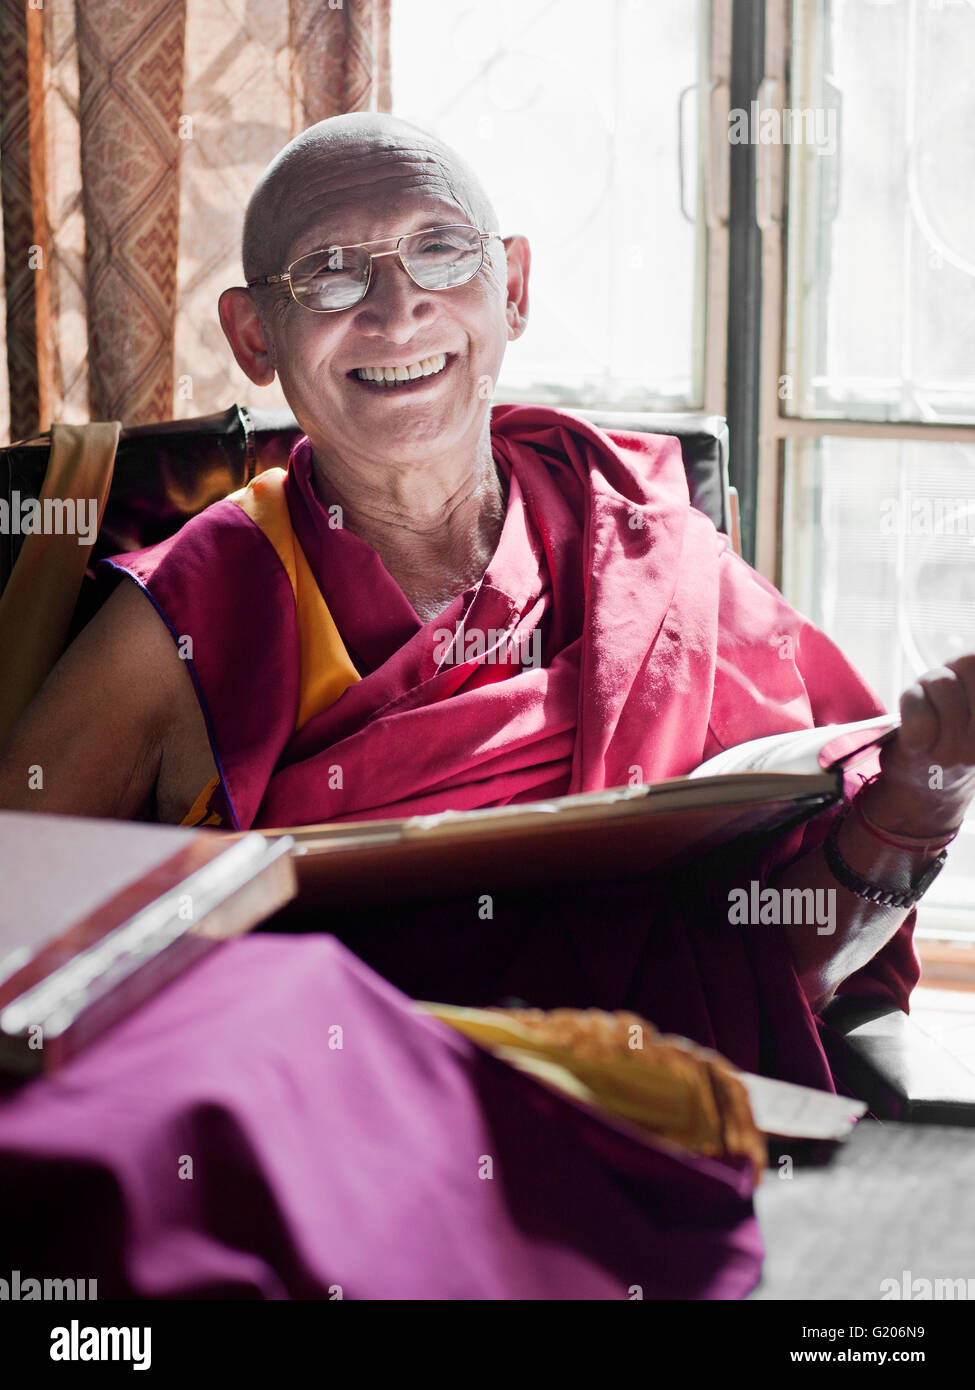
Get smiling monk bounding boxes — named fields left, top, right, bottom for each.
left=2, top=113, right=974, bottom=1089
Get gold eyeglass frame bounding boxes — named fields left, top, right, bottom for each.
left=246, top=224, right=501, bottom=313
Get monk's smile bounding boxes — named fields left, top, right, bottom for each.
left=347, top=349, right=457, bottom=392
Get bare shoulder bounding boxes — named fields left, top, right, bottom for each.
left=0, top=577, right=216, bottom=822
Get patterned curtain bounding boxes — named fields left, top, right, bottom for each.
left=0, top=0, right=391, bottom=443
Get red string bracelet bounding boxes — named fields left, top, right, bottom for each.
left=851, top=784, right=961, bottom=855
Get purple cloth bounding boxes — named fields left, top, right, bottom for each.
left=0, top=934, right=762, bottom=1299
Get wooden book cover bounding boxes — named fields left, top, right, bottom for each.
left=258, top=716, right=899, bottom=909
left=0, top=812, right=296, bottom=1076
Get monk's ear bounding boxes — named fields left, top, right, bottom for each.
left=218, top=287, right=277, bottom=386
left=502, top=235, right=530, bottom=342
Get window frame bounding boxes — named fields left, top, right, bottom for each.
left=745, top=0, right=975, bottom=585
left=738, top=0, right=975, bottom=951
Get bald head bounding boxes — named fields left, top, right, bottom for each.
left=242, top=113, right=500, bottom=282
left=220, top=111, right=530, bottom=477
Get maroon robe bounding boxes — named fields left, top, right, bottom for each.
left=102, top=405, right=918, bottom=1090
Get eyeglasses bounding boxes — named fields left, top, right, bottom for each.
left=246, top=224, right=500, bottom=313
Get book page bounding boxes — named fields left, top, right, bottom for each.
left=688, top=715, right=899, bottom=780
left=738, top=1071, right=868, bottom=1140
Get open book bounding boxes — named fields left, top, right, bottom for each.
left=259, top=715, right=899, bottom=908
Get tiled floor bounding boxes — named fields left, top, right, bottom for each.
left=910, top=986, right=975, bottom=1076
left=753, top=1120, right=975, bottom=1299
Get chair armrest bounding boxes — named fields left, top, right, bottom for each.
left=823, top=1005, right=975, bottom=1125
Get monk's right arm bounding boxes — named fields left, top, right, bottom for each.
left=0, top=581, right=185, bottom=819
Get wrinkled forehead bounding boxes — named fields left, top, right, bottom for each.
left=279, top=143, right=481, bottom=265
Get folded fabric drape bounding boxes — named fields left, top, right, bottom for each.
left=0, top=933, right=765, bottom=1298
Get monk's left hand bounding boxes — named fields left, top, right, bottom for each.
left=867, top=655, right=975, bottom=837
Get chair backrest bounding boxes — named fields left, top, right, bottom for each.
left=0, top=403, right=733, bottom=643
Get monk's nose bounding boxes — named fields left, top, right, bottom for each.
left=351, top=253, right=436, bottom=341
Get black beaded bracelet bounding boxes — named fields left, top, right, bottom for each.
left=823, top=809, right=947, bottom=910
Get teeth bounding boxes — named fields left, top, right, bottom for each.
left=356, top=352, right=447, bottom=384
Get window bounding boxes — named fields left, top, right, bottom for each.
left=391, top=0, right=728, bottom=410
left=785, top=0, right=975, bottom=425
left=783, top=434, right=975, bottom=933
left=393, top=0, right=975, bottom=940
left=775, top=0, right=975, bottom=935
